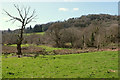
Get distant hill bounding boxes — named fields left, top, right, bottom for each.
left=3, top=14, right=118, bottom=33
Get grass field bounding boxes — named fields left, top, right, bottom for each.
left=6, top=44, right=31, bottom=47
left=24, top=32, right=45, bottom=36
left=37, top=45, right=70, bottom=52
left=2, top=51, right=118, bottom=78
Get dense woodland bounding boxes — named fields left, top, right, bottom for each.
left=2, top=14, right=119, bottom=49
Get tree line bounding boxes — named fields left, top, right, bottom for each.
left=3, top=14, right=118, bottom=50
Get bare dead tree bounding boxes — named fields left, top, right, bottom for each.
left=3, top=4, right=37, bottom=58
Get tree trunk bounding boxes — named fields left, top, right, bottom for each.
left=17, top=42, right=22, bottom=58
left=56, top=41, right=60, bottom=47
left=17, top=26, right=24, bottom=58
left=97, top=45, right=100, bottom=51
left=71, top=41, right=74, bottom=48
left=83, top=43, right=86, bottom=49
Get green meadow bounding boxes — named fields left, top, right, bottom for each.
left=2, top=51, right=118, bottom=78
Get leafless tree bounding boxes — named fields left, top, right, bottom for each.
left=3, top=4, right=37, bottom=57
left=47, top=23, right=64, bottom=47
left=61, top=27, right=83, bottom=48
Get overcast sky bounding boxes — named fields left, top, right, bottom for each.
left=0, top=1, right=118, bottom=30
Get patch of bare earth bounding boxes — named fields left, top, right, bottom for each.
left=2, top=46, right=46, bottom=57
left=2, top=45, right=118, bottom=57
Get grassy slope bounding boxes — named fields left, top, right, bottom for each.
left=2, top=51, right=118, bottom=78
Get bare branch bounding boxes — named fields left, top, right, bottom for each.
left=26, top=9, right=35, bottom=21
left=14, top=4, right=24, bottom=20
left=24, top=6, right=30, bottom=19
left=12, top=19, right=17, bottom=24
left=6, top=18, right=14, bottom=22
left=26, top=7, right=30, bottom=16
left=24, top=7, right=27, bottom=19
left=25, top=15, right=37, bottom=25
left=3, top=4, right=37, bottom=28
left=3, top=9, right=22, bottom=22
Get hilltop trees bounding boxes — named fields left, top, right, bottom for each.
left=3, top=4, right=37, bottom=57
left=33, top=24, right=42, bottom=32
left=8, top=28, right=11, bottom=32
left=25, top=25, right=33, bottom=33
left=20, top=14, right=117, bottom=33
